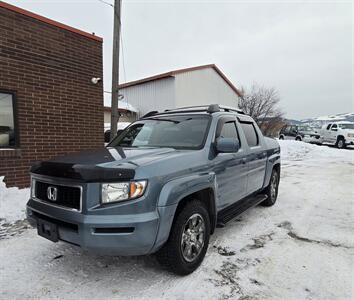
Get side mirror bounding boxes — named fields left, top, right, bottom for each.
left=216, top=138, right=240, bottom=153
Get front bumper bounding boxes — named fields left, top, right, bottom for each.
left=26, top=199, right=160, bottom=256
left=345, top=137, right=354, bottom=145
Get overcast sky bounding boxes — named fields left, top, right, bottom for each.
left=6, top=0, right=353, bottom=119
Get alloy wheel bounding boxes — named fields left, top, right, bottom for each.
left=270, top=172, right=278, bottom=201
left=180, top=213, right=205, bottom=262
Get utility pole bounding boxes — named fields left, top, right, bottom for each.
left=110, top=0, right=121, bottom=140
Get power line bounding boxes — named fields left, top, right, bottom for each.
left=97, top=0, right=113, bottom=8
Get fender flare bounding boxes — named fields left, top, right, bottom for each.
left=157, top=173, right=216, bottom=207
left=151, top=173, right=217, bottom=252
left=263, top=151, right=281, bottom=189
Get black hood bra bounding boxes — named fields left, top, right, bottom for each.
left=30, top=147, right=135, bottom=182
left=30, top=161, right=135, bottom=182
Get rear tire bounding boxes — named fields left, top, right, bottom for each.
left=295, top=136, right=302, bottom=141
left=156, top=200, right=210, bottom=275
left=279, top=135, right=284, bottom=140
left=336, top=137, right=346, bottom=149
left=261, top=168, right=279, bottom=207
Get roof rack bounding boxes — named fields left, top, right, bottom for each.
left=140, top=104, right=244, bottom=119
left=141, top=111, right=159, bottom=118
left=164, top=104, right=244, bottom=114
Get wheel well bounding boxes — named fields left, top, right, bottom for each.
left=337, top=135, right=345, bottom=141
left=174, top=188, right=216, bottom=235
left=273, top=163, right=280, bottom=176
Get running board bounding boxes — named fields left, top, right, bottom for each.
left=216, top=194, right=268, bottom=227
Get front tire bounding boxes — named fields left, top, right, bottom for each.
left=295, top=136, right=302, bottom=141
left=156, top=200, right=210, bottom=275
left=261, top=168, right=279, bottom=207
left=336, top=137, right=346, bottom=149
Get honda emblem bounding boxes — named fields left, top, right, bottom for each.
left=47, top=186, right=58, bottom=201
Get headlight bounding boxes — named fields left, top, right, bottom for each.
left=31, top=178, right=36, bottom=198
left=347, top=133, right=354, bottom=138
left=101, top=181, right=147, bottom=204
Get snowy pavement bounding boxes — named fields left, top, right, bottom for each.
left=0, top=141, right=353, bottom=299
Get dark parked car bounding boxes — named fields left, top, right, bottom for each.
left=279, top=124, right=321, bottom=143
left=27, top=104, right=280, bottom=275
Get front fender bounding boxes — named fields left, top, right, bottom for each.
left=150, top=173, right=217, bottom=253
left=157, top=173, right=216, bottom=207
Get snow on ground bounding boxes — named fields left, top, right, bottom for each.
left=0, top=141, right=353, bottom=299
left=0, top=176, right=29, bottom=222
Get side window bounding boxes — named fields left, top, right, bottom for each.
left=290, top=126, right=297, bottom=133
left=240, top=122, right=259, bottom=147
left=220, top=121, right=239, bottom=140
left=281, top=125, right=289, bottom=134
left=326, top=124, right=331, bottom=130
left=331, top=124, right=337, bottom=131
left=0, top=91, right=18, bottom=148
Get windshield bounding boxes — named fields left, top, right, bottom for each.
left=338, top=124, right=354, bottom=130
left=108, top=115, right=210, bottom=150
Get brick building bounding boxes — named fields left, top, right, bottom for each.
left=0, top=2, right=104, bottom=188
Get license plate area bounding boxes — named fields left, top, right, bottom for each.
left=37, top=219, right=59, bottom=242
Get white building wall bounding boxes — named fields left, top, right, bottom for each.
left=120, top=77, right=175, bottom=117
left=174, top=68, right=239, bottom=108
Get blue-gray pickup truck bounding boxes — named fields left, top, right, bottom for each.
left=26, top=104, right=280, bottom=275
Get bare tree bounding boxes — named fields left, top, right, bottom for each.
left=238, top=84, right=284, bottom=137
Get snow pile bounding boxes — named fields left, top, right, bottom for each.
left=279, top=140, right=353, bottom=163
left=279, top=140, right=316, bottom=161
left=0, top=177, right=29, bottom=222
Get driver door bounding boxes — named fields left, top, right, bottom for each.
left=329, top=124, right=338, bottom=142
left=211, top=117, right=248, bottom=211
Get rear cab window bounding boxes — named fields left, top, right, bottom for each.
left=240, top=122, right=259, bottom=147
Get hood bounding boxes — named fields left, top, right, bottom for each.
left=31, top=147, right=178, bottom=182
left=341, top=128, right=354, bottom=134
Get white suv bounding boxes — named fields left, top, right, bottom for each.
left=319, top=122, right=354, bottom=148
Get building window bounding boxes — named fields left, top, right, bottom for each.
left=0, top=91, right=18, bottom=148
